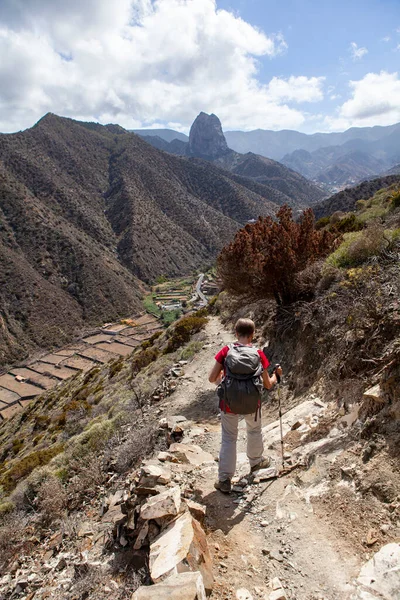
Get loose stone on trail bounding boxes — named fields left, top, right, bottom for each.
left=132, top=571, right=207, bottom=600
left=168, top=443, right=214, bottom=466
left=140, top=486, right=181, bottom=520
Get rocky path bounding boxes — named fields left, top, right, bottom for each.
left=2, top=316, right=397, bottom=600
left=154, top=317, right=386, bottom=600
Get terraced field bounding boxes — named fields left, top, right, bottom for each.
left=0, top=313, right=162, bottom=420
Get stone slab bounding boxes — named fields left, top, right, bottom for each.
left=0, top=375, right=41, bottom=398
left=0, top=404, right=23, bottom=420
left=9, top=368, right=57, bottom=390
left=168, top=443, right=214, bottom=466
left=133, top=572, right=206, bottom=600
left=141, top=486, right=181, bottom=520
left=363, top=384, right=385, bottom=404
left=262, top=399, right=327, bottom=448
left=61, top=355, right=97, bottom=371
left=79, top=346, right=118, bottom=363
left=150, top=512, right=213, bottom=592
left=96, top=342, right=133, bottom=356
left=356, top=542, right=400, bottom=599
left=29, top=362, right=78, bottom=380
left=0, top=388, right=21, bottom=404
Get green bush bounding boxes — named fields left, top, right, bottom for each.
left=327, top=227, right=386, bottom=268
left=163, top=315, right=208, bottom=354
left=131, top=346, right=159, bottom=375
left=333, top=213, right=364, bottom=233
left=143, top=295, right=161, bottom=316
left=315, top=216, right=330, bottom=230
left=391, top=190, right=400, bottom=210
left=0, top=445, right=64, bottom=493
left=179, top=341, right=204, bottom=361
left=108, top=357, right=124, bottom=379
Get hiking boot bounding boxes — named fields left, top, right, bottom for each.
left=214, top=479, right=231, bottom=494
left=250, top=456, right=271, bottom=473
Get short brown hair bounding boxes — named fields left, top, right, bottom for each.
left=235, top=318, right=255, bottom=338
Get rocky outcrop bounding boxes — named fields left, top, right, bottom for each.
left=187, top=112, right=230, bottom=160
left=149, top=511, right=213, bottom=591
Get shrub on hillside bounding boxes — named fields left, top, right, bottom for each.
left=0, top=444, right=64, bottom=493
left=163, top=314, right=208, bottom=354
left=217, top=205, right=335, bottom=305
left=327, top=226, right=387, bottom=268
left=131, top=346, right=159, bottom=377
left=391, top=190, right=400, bottom=209
left=333, top=213, right=364, bottom=233
left=36, top=476, right=67, bottom=525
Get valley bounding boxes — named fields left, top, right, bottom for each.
left=0, top=113, right=289, bottom=368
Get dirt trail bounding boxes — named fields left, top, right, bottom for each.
left=161, top=316, right=362, bottom=600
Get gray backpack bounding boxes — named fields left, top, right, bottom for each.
left=217, top=344, right=263, bottom=418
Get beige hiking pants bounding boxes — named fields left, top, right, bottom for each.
left=218, top=411, right=264, bottom=481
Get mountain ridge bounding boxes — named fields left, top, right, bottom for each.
left=0, top=113, right=282, bottom=366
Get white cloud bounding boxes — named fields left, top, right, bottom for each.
left=350, top=41, right=368, bottom=60
left=267, top=76, right=325, bottom=103
left=382, top=36, right=391, bottom=42
left=325, top=71, right=400, bottom=130
left=0, top=0, right=323, bottom=132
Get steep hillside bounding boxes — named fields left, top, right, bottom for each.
left=0, top=114, right=280, bottom=366
left=312, top=174, right=400, bottom=219
left=215, top=151, right=325, bottom=206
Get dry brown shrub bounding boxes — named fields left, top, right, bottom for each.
left=294, top=260, right=324, bottom=296
left=317, top=264, right=342, bottom=292
left=67, top=453, right=105, bottom=502
left=0, top=511, right=30, bottom=573
left=346, top=224, right=386, bottom=265
left=37, top=476, right=67, bottom=525
left=111, top=425, right=160, bottom=473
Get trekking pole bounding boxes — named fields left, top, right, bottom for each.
left=274, top=364, right=285, bottom=471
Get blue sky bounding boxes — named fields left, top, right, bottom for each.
left=217, top=0, right=400, bottom=131
left=0, top=0, right=399, bottom=134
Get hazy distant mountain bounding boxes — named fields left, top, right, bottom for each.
left=281, top=128, right=400, bottom=189
left=138, top=121, right=400, bottom=191
left=282, top=146, right=388, bottom=187
left=0, top=113, right=283, bottom=366
left=133, top=128, right=188, bottom=143
left=224, top=122, right=400, bottom=161
left=387, top=164, right=400, bottom=175
left=140, top=112, right=325, bottom=208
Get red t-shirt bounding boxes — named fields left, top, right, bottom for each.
left=215, top=343, right=269, bottom=413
